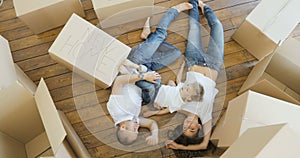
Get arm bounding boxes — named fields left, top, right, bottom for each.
left=122, top=59, right=140, bottom=70
left=112, top=71, right=161, bottom=95
left=139, top=117, right=159, bottom=145
left=176, top=60, right=185, bottom=84
left=166, top=120, right=212, bottom=150
left=143, top=108, right=170, bottom=118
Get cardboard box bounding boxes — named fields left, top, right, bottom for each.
left=232, top=0, right=300, bottom=60
left=49, top=13, right=131, bottom=88
left=238, top=38, right=300, bottom=105
left=91, top=0, right=154, bottom=28
left=13, top=0, right=85, bottom=34
left=0, top=79, right=76, bottom=158
left=211, top=90, right=300, bottom=148
left=220, top=124, right=300, bottom=158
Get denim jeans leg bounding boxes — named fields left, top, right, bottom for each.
left=135, top=79, right=161, bottom=104
left=127, top=8, right=179, bottom=65
left=203, top=5, right=224, bottom=72
left=149, top=41, right=182, bottom=71
left=185, top=0, right=206, bottom=68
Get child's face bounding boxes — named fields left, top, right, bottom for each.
left=120, top=119, right=139, bottom=133
left=120, top=119, right=140, bottom=143
left=180, top=84, right=197, bottom=101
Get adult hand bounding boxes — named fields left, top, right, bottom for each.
left=143, top=71, right=161, bottom=84
left=146, top=135, right=158, bottom=145
left=165, top=140, right=181, bottom=150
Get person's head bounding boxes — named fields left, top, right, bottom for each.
left=168, top=116, right=204, bottom=146
left=180, top=82, right=204, bottom=102
left=116, top=119, right=140, bottom=145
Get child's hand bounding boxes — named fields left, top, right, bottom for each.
left=146, top=135, right=158, bottom=145
left=143, top=110, right=158, bottom=118
left=168, top=80, right=176, bottom=87
left=181, top=60, right=186, bottom=68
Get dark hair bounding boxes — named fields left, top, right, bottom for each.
left=168, top=118, right=204, bottom=146
left=116, top=126, right=137, bottom=145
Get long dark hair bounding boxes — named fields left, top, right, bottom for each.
left=168, top=117, right=204, bottom=146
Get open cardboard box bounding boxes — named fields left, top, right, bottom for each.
left=91, top=0, right=154, bottom=28
left=49, top=13, right=131, bottom=88
left=220, top=124, right=300, bottom=158
left=211, top=90, right=300, bottom=148
left=232, top=0, right=300, bottom=60
left=238, top=37, right=300, bottom=105
left=0, top=79, right=77, bottom=158
left=0, top=36, right=90, bottom=158
left=13, top=0, right=85, bottom=34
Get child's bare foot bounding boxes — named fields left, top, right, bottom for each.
left=198, top=0, right=206, bottom=14
left=172, top=2, right=193, bottom=12
left=141, top=17, right=151, bottom=39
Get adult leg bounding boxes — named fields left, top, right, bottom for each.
left=202, top=3, right=224, bottom=72
left=128, top=3, right=193, bottom=65
left=185, top=0, right=206, bottom=68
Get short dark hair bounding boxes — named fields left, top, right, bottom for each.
left=116, top=126, right=137, bottom=145
left=189, top=82, right=204, bottom=102
left=168, top=118, right=204, bottom=146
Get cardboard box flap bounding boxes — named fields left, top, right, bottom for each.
left=247, top=0, right=300, bottom=43
left=266, top=38, right=300, bottom=94
left=214, top=91, right=250, bottom=147
left=15, top=64, right=37, bottom=95
left=0, top=82, right=43, bottom=143
left=25, top=132, right=51, bottom=158
left=34, top=78, right=66, bottom=154
left=13, top=0, right=63, bottom=16
left=243, top=91, right=300, bottom=135
left=92, top=0, right=124, bottom=8
left=0, top=131, right=27, bottom=158
left=250, top=79, right=300, bottom=105
left=220, top=124, right=286, bottom=158
left=232, top=21, right=277, bottom=60
left=0, top=36, right=17, bottom=89
left=239, top=53, right=274, bottom=94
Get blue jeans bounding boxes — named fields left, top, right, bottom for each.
left=185, top=0, right=224, bottom=72
left=127, top=8, right=181, bottom=104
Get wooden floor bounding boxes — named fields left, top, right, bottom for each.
left=1, top=0, right=300, bottom=157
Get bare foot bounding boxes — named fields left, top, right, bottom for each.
left=141, top=17, right=151, bottom=39
left=172, top=2, right=193, bottom=12
left=198, top=0, right=206, bottom=14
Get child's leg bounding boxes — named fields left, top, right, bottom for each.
left=203, top=4, right=224, bottom=72
left=185, top=0, right=206, bottom=68
left=135, top=79, right=161, bottom=104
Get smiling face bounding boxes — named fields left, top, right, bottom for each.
left=180, top=84, right=198, bottom=102
left=117, top=119, right=140, bottom=145
left=182, top=116, right=201, bottom=138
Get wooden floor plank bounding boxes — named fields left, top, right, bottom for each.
left=6, top=0, right=300, bottom=157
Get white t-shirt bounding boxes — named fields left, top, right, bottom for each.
left=107, top=83, right=142, bottom=126
left=154, top=84, right=185, bottom=113
left=181, top=71, right=219, bottom=124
